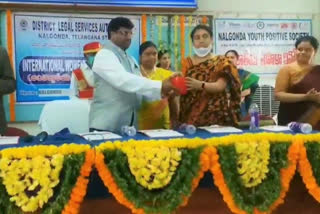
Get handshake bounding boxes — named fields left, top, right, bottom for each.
left=161, top=73, right=187, bottom=98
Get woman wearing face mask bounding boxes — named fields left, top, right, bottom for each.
left=138, top=41, right=179, bottom=129
left=225, top=50, right=259, bottom=117
left=157, top=50, right=172, bottom=70
left=275, top=36, right=320, bottom=130
left=178, top=25, right=241, bottom=127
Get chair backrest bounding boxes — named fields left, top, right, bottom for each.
left=38, top=99, right=90, bottom=135
left=252, top=85, right=280, bottom=117
left=4, top=127, right=29, bottom=137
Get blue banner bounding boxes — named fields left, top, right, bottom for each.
left=1, top=0, right=197, bottom=8
left=14, top=12, right=141, bottom=103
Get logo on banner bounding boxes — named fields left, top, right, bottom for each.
left=19, top=19, right=28, bottom=31
left=256, top=21, right=265, bottom=29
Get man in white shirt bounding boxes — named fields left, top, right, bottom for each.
left=89, top=17, right=176, bottom=133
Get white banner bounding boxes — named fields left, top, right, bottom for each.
left=215, top=19, right=312, bottom=74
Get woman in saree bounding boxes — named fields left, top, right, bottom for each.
left=179, top=25, right=241, bottom=127
left=275, top=35, right=320, bottom=130
left=225, top=49, right=260, bottom=117
left=138, top=41, right=178, bottom=129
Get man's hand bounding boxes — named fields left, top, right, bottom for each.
left=161, top=73, right=181, bottom=98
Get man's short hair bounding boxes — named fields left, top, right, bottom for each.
left=107, top=17, right=134, bottom=38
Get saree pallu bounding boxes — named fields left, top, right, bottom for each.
left=278, top=65, right=320, bottom=130
left=179, top=56, right=241, bottom=127
left=238, top=69, right=260, bottom=117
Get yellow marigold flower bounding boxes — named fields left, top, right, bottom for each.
left=125, top=146, right=181, bottom=190
left=0, top=154, right=64, bottom=212
left=235, top=140, right=270, bottom=188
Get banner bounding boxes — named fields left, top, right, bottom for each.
left=14, top=12, right=141, bottom=103
left=215, top=19, right=312, bottom=74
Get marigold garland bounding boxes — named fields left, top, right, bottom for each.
left=181, top=146, right=211, bottom=207
left=180, top=15, right=185, bottom=67
left=62, top=149, right=95, bottom=214
left=210, top=146, right=247, bottom=214
left=124, top=146, right=181, bottom=190
left=299, top=138, right=320, bottom=202
left=188, top=16, right=193, bottom=56
left=202, top=16, right=208, bottom=24
left=235, top=140, right=270, bottom=188
left=96, top=147, right=203, bottom=214
left=266, top=139, right=300, bottom=213
left=141, top=15, right=147, bottom=43
left=0, top=155, right=64, bottom=212
left=173, top=15, right=179, bottom=71
left=0, top=144, right=90, bottom=159
left=95, top=151, right=145, bottom=214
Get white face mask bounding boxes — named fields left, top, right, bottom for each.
left=193, top=44, right=212, bottom=57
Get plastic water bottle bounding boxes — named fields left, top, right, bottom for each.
left=121, top=125, right=137, bottom=137
left=288, top=122, right=312, bottom=134
left=178, top=124, right=196, bottom=135
left=249, top=103, right=260, bottom=130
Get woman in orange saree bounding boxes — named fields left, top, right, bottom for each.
left=178, top=25, right=241, bottom=127
left=275, top=35, right=320, bottom=130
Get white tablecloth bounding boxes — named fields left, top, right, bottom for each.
left=38, top=98, right=91, bottom=134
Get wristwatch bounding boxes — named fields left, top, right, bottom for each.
left=201, top=82, right=206, bottom=90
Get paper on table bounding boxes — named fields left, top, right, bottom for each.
left=260, top=125, right=290, bottom=132
left=199, top=125, right=243, bottom=133
left=139, top=129, right=184, bottom=138
left=0, top=136, right=19, bottom=145
left=81, top=132, right=122, bottom=141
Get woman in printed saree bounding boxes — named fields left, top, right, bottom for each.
left=138, top=41, right=179, bottom=129
left=225, top=50, right=260, bottom=117
left=179, top=25, right=241, bottom=127
left=275, top=35, right=320, bottom=130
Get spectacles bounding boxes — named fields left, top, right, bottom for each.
left=117, top=30, right=133, bottom=37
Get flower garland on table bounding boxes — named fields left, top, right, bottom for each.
left=124, top=146, right=182, bottom=190
left=95, top=140, right=205, bottom=214
left=235, top=140, right=270, bottom=188
left=298, top=134, right=320, bottom=202
left=0, top=144, right=90, bottom=214
left=0, top=155, right=64, bottom=212
left=62, top=149, right=95, bottom=214
left=209, top=134, right=298, bottom=214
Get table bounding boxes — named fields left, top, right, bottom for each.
left=38, top=98, right=91, bottom=134
left=0, top=130, right=320, bottom=214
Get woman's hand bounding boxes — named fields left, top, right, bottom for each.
left=185, top=77, right=203, bottom=91
left=306, top=88, right=320, bottom=103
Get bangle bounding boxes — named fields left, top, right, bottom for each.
left=201, top=82, right=206, bottom=90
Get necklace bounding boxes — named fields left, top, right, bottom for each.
left=141, top=66, right=156, bottom=78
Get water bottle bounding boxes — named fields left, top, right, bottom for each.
left=121, top=125, right=137, bottom=137
left=178, top=124, right=196, bottom=135
left=249, top=103, right=260, bottom=130
left=288, top=122, right=312, bottom=134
